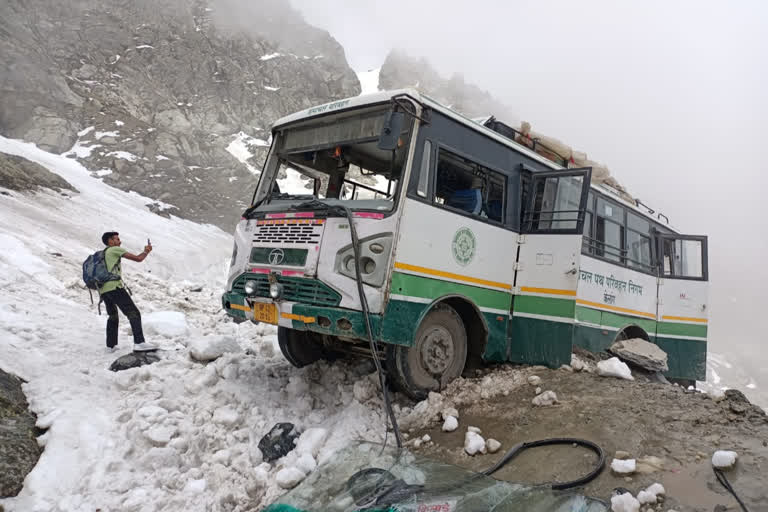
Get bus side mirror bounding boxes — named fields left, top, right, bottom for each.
left=377, top=111, right=405, bottom=151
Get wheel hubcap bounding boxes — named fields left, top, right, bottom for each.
left=420, top=326, right=455, bottom=375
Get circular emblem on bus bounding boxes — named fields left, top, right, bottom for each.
left=452, top=228, right=476, bottom=267
left=268, top=248, right=285, bottom=265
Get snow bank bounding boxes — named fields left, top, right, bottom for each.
left=597, top=357, right=634, bottom=380
left=189, top=334, right=241, bottom=362
left=143, top=311, right=189, bottom=337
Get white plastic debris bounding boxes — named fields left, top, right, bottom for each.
left=486, top=438, right=502, bottom=453
left=597, top=357, right=634, bottom=380
left=442, top=416, right=458, bottom=432
left=532, top=390, right=558, bottom=406
left=611, top=492, right=640, bottom=512
left=712, top=450, right=738, bottom=469
left=464, top=431, right=486, bottom=455
left=527, top=375, right=542, bottom=386
left=610, top=458, right=637, bottom=474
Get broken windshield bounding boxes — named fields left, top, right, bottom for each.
left=251, top=106, right=413, bottom=214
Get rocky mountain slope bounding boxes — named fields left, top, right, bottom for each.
left=0, top=0, right=359, bottom=229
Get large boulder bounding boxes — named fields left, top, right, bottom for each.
left=0, top=152, right=77, bottom=193
left=609, top=338, right=668, bottom=373
left=0, top=370, right=42, bottom=498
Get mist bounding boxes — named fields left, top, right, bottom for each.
left=293, top=0, right=768, bottom=400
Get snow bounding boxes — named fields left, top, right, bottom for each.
left=637, top=482, right=665, bottom=504
left=610, top=458, right=637, bottom=474
left=63, top=141, right=101, bottom=158
left=0, top=136, right=393, bottom=512
left=106, top=150, right=138, bottom=161
left=135, top=45, right=154, bottom=49
left=275, top=467, right=304, bottom=489
left=712, top=450, right=738, bottom=468
left=77, top=126, right=95, bottom=137
left=259, top=52, right=281, bottom=61
left=94, top=130, right=119, bottom=140
left=356, top=68, right=381, bottom=95
left=156, top=155, right=170, bottom=161
left=114, top=120, right=125, bottom=126
left=188, top=334, right=241, bottom=362
left=442, top=415, right=458, bottom=432
left=226, top=132, right=264, bottom=175
left=527, top=375, right=541, bottom=385
left=263, top=85, right=280, bottom=91
left=143, top=311, right=189, bottom=337
left=532, top=390, right=558, bottom=406
left=464, top=430, right=486, bottom=455
left=610, top=492, right=640, bottom=512
left=597, top=357, right=634, bottom=380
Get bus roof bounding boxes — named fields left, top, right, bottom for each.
left=272, top=89, right=677, bottom=232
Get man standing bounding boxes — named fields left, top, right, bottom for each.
left=100, top=231, right=156, bottom=352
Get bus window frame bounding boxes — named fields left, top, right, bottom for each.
left=408, top=141, right=517, bottom=231
left=655, top=233, right=709, bottom=281
left=520, top=167, right=592, bottom=235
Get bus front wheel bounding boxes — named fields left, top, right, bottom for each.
left=277, top=326, right=324, bottom=368
left=386, top=304, right=468, bottom=400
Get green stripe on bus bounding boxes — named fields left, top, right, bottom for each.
left=390, top=272, right=511, bottom=311
left=657, top=321, right=708, bottom=338
left=513, top=295, right=575, bottom=319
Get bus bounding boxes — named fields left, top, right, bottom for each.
left=221, top=89, right=709, bottom=398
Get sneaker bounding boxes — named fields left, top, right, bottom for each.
left=105, top=346, right=118, bottom=354
left=133, top=342, right=159, bottom=352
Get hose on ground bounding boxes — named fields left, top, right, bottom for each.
left=714, top=467, right=750, bottom=512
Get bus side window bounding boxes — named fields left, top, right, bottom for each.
left=416, top=140, right=431, bottom=198
left=626, top=212, right=653, bottom=271
left=595, top=197, right=625, bottom=263
left=663, top=238, right=704, bottom=279
left=434, top=148, right=505, bottom=223
left=582, top=191, right=595, bottom=254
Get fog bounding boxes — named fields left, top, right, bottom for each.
left=294, top=0, right=768, bottom=401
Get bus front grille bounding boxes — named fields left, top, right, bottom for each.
left=231, top=273, right=341, bottom=307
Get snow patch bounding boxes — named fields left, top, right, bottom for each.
left=95, top=130, right=119, bottom=140
left=259, top=52, right=281, bottom=61
left=610, top=458, right=636, bottom=474
left=189, top=334, right=241, bottom=362
left=105, top=151, right=137, bottom=162
left=356, top=68, right=381, bottom=95
left=597, top=357, right=634, bottom=380
left=143, top=311, right=189, bottom=337
left=464, top=430, right=486, bottom=455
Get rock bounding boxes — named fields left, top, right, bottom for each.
left=535, top=387, right=542, bottom=395
left=258, top=423, right=300, bottom=462
left=614, top=450, right=632, bottom=460
left=486, top=439, right=502, bottom=453
left=421, top=434, right=431, bottom=442
left=464, top=431, right=486, bottom=456
left=636, top=455, right=665, bottom=474
left=722, top=389, right=767, bottom=420
left=109, top=351, right=160, bottom=372
left=609, top=338, right=668, bottom=373
left=442, top=416, right=458, bottom=432
left=711, top=450, right=738, bottom=469
left=571, top=355, right=587, bottom=372
left=610, top=458, right=637, bottom=474
left=441, top=407, right=459, bottom=420
left=596, top=357, right=634, bottom=380
left=527, top=375, right=542, bottom=386
left=560, top=364, right=573, bottom=372
left=0, top=152, right=77, bottom=193
left=189, top=335, right=241, bottom=362
left=637, top=483, right=665, bottom=504
left=532, top=390, right=558, bottom=406
left=275, top=467, right=305, bottom=489
left=467, top=426, right=482, bottom=434
left=0, top=370, right=42, bottom=497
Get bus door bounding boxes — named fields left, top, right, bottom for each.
left=508, top=167, right=592, bottom=366
left=654, top=233, right=709, bottom=380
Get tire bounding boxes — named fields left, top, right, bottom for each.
left=386, top=304, right=468, bottom=400
left=277, top=327, right=324, bottom=368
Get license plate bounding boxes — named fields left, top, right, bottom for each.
left=253, top=302, right=278, bottom=324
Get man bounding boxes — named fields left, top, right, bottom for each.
left=100, top=231, right=156, bottom=352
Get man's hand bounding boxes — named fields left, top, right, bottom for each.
left=144, top=244, right=153, bottom=254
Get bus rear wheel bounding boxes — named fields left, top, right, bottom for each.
left=386, top=304, right=468, bottom=400
left=277, top=326, right=325, bottom=368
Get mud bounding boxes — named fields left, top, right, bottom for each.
left=407, top=365, right=768, bottom=511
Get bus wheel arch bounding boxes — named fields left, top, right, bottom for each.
left=614, top=324, right=650, bottom=343
left=439, top=296, right=488, bottom=372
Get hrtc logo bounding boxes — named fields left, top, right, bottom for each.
left=679, top=292, right=688, bottom=300
left=268, top=248, right=285, bottom=265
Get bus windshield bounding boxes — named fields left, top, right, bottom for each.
left=251, top=107, right=413, bottom=214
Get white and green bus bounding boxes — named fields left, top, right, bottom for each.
left=222, top=90, right=709, bottom=397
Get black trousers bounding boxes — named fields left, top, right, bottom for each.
left=102, top=288, right=145, bottom=347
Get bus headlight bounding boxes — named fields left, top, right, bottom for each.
left=269, top=282, right=283, bottom=299
left=244, top=280, right=258, bottom=295
left=334, top=233, right=393, bottom=287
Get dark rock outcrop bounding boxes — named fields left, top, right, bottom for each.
left=0, top=370, right=42, bottom=498
left=0, top=152, right=77, bottom=193
left=109, top=351, right=161, bottom=372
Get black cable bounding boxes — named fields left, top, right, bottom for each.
left=481, top=437, right=605, bottom=490
left=714, top=467, right=750, bottom=512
